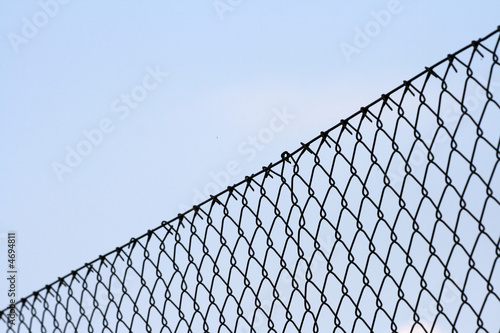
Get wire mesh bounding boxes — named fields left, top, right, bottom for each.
left=2, top=27, right=500, bottom=333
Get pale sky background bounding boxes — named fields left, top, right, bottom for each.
left=0, top=0, right=499, bottom=311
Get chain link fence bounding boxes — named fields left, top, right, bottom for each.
left=2, top=27, right=500, bottom=332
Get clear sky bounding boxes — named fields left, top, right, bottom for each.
left=0, top=0, right=499, bottom=310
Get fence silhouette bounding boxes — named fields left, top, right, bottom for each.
left=2, top=27, right=500, bottom=332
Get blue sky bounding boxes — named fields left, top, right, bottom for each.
left=1, top=0, right=499, bottom=309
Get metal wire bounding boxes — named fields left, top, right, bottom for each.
left=2, top=26, right=500, bottom=333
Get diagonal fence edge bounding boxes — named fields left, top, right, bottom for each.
left=1, top=25, right=500, bottom=332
